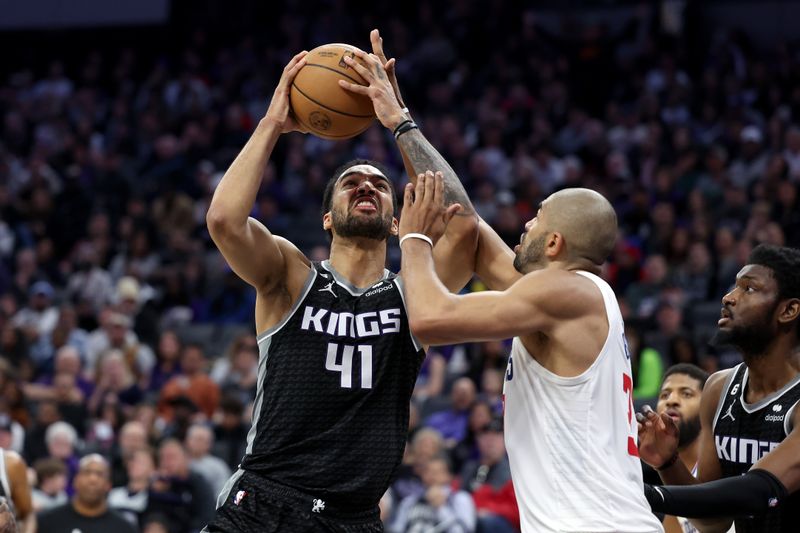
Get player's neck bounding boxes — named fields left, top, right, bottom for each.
left=678, top=437, right=700, bottom=471
left=743, top=345, right=800, bottom=401
left=328, top=239, right=388, bottom=288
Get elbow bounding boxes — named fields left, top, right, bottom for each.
left=206, top=206, right=236, bottom=240
left=409, top=313, right=446, bottom=346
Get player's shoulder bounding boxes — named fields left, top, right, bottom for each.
left=701, top=367, right=737, bottom=416
left=273, top=236, right=312, bottom=268
left=515, top=268, right=604, bottom=309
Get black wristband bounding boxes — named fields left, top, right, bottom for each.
left=394, top=120, right=418, bottom=140
left=656, top=452, right=680, bottom=471
left=392, top=119, right=413, bottom=137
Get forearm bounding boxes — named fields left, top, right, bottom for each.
left=207, top=118, right=281, bottom=226
left=645, top=469, right=787, bottom=519
left=401, top=240, right=455, bottom=328
left=396, top=128, right=475, bottom=216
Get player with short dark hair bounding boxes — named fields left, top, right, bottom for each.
left=639, top=244, right=800, bottom=532
left=202, top=31, right=478, bottom=532
left=651, top=364, right=713, bottom=533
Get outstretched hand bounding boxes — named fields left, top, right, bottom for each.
left=399, top=171, right=461, bottom=246
left=369, top=29, right=407, bottom=112
left=337, top=48, right=406, bottom=130
left=264, top=51, right=308, bottom=134
left=637, top=404, right=680, bottom=468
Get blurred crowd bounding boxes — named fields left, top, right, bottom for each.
left=1, top=1, right=800, bottom=531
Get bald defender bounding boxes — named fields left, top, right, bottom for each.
left=398, top=182, right=663, bottom=532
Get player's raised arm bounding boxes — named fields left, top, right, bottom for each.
left=206, top=51, right=310, bottom=293
left=341, top=33, right=479, bottom=292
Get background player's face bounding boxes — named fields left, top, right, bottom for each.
left=656, top=373, right=703, bottom=448
left=713, top=264, right=780, bottom=356
left=329, top=172, right=395, bottom=241
left=514, top=203, right=548, bottom=274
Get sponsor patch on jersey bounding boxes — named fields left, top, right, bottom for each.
left=364, top=284, right=392, bottom=297
left=233, top=490, right=247, bottom=506
left=764, top=414, right=784, bottom=422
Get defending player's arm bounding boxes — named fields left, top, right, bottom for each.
left=6, top=451, right=36, bottom=533
left=206, top=52, right=311, bottom=307
left=396, top=173, right=575, bottom=345
left=343, top=35, right=480, bottom=292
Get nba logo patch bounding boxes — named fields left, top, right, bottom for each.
left=233, top=490, right=247, bottom=506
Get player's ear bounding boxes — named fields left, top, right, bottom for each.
left=778, top=298, right=800, bottom=327
left=390, top=217, right=399, bottom=236
left=545, top=232, right=563, bottom=257
left=322, top=212, right=332, bottom=231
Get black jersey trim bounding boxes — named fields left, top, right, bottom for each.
left=393, top=276, right=423, bottom=352
left=712, top=365, right=743, bottom=432
left=739, top=366, right=800, bottom=414
left=256, top=267, right=318, bottom=343
left=320, top=260, right=392, bottom=297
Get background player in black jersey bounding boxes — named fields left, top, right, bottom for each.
left=203, top=31, right=477, bottom=532
left=638, top=244, right=800, bottom=533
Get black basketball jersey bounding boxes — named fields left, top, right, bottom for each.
left=713, top=362, right=800, bottom=532
left=240, top=261, right=425, bottom=512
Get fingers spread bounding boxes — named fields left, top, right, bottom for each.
left=338, top=80, right=368, bottom=95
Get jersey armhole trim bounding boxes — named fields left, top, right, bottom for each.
left=712, top=363, right=743, bottom=432
left=784, top=399, right=799, bottom=436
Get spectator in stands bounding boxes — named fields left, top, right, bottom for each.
left=216, top=341, right=257, bottom=407
left=450, top=399, right=494, bottom=476
left=390, top=455, right=476, bottom=533
left=424, top=377, right=476, bottom=448
left=184, top=423, right=230, bottom=497
left=145, top=439, right=214, bottom=533
left=392, top=428, right=446, bottom=503
left=147, top=330, right=182, bottom=395
left=43, top=422, right=80, bottom=494
left=84, top=312, right=155, bottom=384
left=159, top=343, right=219, bottom=421
left=458, top=416, right=518, bottom=533
left=211, top=395, right=248, bottom=471
left=10, top=282, right=57, bottom=344
left=109, top=420, right=149, bottom=488
left=37, top=454, right=135, bottom=533
left=108, top=448, right=156, bottom=528
left=30, top=458, right=68, bottom=512
left=87, top=350, right=144, bottom=415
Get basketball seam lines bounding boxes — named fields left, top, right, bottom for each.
left=292, top=83, right=374, bottom=119
left=303, top=62, right=364, bottom=85
left=295, top=113, right=372, bottom=138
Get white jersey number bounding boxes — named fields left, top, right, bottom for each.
left=325, top=343, right=373, bottom=389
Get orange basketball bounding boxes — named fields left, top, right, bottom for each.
left=290, top=44, right=376, bottom=140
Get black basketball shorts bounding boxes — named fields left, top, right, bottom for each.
left=202, top=470, right=383, bottom=533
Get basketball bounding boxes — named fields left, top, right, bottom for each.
left=290, top=44, right=376, bottom=140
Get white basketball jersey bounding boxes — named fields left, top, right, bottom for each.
left=502, top=271, right=662, bottom=533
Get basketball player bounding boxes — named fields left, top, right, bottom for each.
left=397, top=181, right=664, bottom=532
left=0, top=445, right=36, bottom=533
left=638, top=244, right=800, bottom=532
left=202, top=34, right=478, bottom=532
left=652, top=364, right=714, bottom=533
